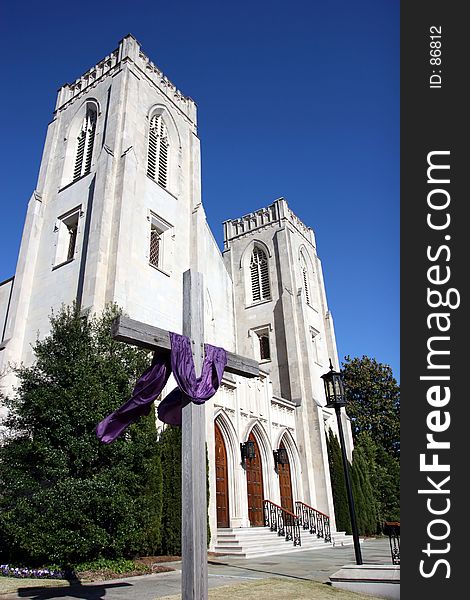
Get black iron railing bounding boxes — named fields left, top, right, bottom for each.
left=383, top=521, right=400, bottom=565
left=263, top=500, right=301, bottom=547
left=295, top=501, right=331, bottom=542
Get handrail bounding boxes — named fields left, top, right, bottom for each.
left=295, top=499, right=330, bottom=518
left=295, top=501, right=331, bottom=542
left=263, top=499, right=301, bottom=547
left=263, top=499, right=298, bottom=518
left=383, top=521, right=400, bottom=565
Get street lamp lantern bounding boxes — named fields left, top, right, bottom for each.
left=240, top=440, right=256, bottom=465
left=322, top=358, right=363, bottom=565
left=273, top=447, right=289, bottom=468
left=321, top=359, right=346, bottom=408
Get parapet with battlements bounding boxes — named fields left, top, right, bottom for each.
left=54, top=34, right=196, bottom=123
left=223, top=197, right=316, bottom=250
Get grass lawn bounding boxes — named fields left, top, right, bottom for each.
left=156, top=577, right=386, bottom=600
left=0, top=577, right=70, bottom=594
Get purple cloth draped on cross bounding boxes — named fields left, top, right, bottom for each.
left=96, top=332, right=227, bottom=443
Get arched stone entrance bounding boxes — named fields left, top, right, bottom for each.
left=215, top=422, right=230, bottom=528
left=245, top=431, right=264, bottom=526
left=278, top=439, right=294, bottom=513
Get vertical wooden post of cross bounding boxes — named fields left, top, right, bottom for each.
left=181, top=269, right=208, bottom=600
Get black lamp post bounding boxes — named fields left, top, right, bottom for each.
left=322, top=359, right=363, bottom=565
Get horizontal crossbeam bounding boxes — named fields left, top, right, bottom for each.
left=111, top=315, right=259, bottom=378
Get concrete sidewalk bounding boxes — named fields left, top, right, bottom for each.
left=1, top=537, right=393, bottom=599
left=208, top=536, right=392, bottom=584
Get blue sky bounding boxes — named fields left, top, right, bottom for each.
left=0, top=1, right=399, bottom=379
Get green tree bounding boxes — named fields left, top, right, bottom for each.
left=342, top=356, right=400, bottom=457
left=157, top=427, right=211, bottom=556
left=157, top=425, right=182, bottom=556
left=0, top=304, right=162, bottom=566
left=341, top=356, right=400, bottom=527
left=326, top=429, right=351, bottom=534
left=350, top=435, right=378, bottom=535
left=374, top=444, right=400, bottom=523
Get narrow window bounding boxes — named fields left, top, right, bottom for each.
left=310, top=328, right=322, bottom=365
left=54, top=208, right=81, bottom=267
left=147, top=114, right=169, bottom=188
left=67, top=221, right=78, bottom=261
left=250, top=246, right=270, bottom=303
left=73, top=106, right=97, bottom=181
left=148, top=212, right=172, bottom=272
left=149, top=223, right=162, bottom=268
left=259, top=332, right=271, bottom=360
left=251, top=326, right=272, bottom=362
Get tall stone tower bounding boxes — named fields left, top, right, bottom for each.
left=223, top=198, right=343, bottom=512
left=0, top=35, right=234, bottom=389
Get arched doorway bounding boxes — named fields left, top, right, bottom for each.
left=245, top=431, right=264, bottom=526
left=278, top=440, right=294, bottom=513
left=215, top=423, right=230, bottom=528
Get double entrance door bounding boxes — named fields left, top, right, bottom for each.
left=215, top=426, right=294, bottom=528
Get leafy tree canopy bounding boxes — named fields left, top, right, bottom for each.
left=341, top=355, right=400, bottom=457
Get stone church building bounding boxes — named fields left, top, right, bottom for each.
left=0, top=35, right=353, bottom=555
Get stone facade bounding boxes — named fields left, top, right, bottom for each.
left=0, top=35, right=353, bottom=547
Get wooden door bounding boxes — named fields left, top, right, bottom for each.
left=245, top=432, right=264, bottom=526
left=215, top=423, right=229, bottom=528
left=278, top=441, right=294, bottom=513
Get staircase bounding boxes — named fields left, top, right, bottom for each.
left=213, top=500, right=354, bottom=559
left=214, top=526, right=353, bottom=558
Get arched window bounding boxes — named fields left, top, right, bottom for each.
left=250, top=246, right=271, bottom=302
left=73, top=105, right=97, bottom=181
left=147, top=114, right=169, bottom=187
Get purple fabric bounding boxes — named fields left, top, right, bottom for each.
left=96, top=333, right=227, bottom=441
left=169, top=332, right=227, bottom=404
left=157, top=387, right=183, bottom=426
left=96, top=351, right=171, bottom=444
left=157, top=333, right=228, bottom=426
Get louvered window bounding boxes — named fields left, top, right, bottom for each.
left=302, top=267, right=310, bottom=305
left=250, top=246, right=270, bottom=303
left=147, top=114, right=169, bottom=188
left=149, top=224, right=161, bottom=268
left=73, top=106, right=97, bottom=181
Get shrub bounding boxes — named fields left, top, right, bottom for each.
left=0, top=304, right=162, bottom=566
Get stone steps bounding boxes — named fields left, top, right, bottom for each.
left=214, top=526, right=355, bottom=558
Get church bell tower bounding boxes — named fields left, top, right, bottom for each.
left=1, top=35, right=202, bottom=376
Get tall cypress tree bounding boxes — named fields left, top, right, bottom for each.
left=350, top=439, right=378, bottom=535
left=326, top=429, right=351, bottom=534
left=156, top=428, right=211, bottom=555
left=157, top=425, right=182, bottom=556
left=0, top=304, right=162, bottom=566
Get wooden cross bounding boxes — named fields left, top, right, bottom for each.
left=111, top=269, right=259, bottom=600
